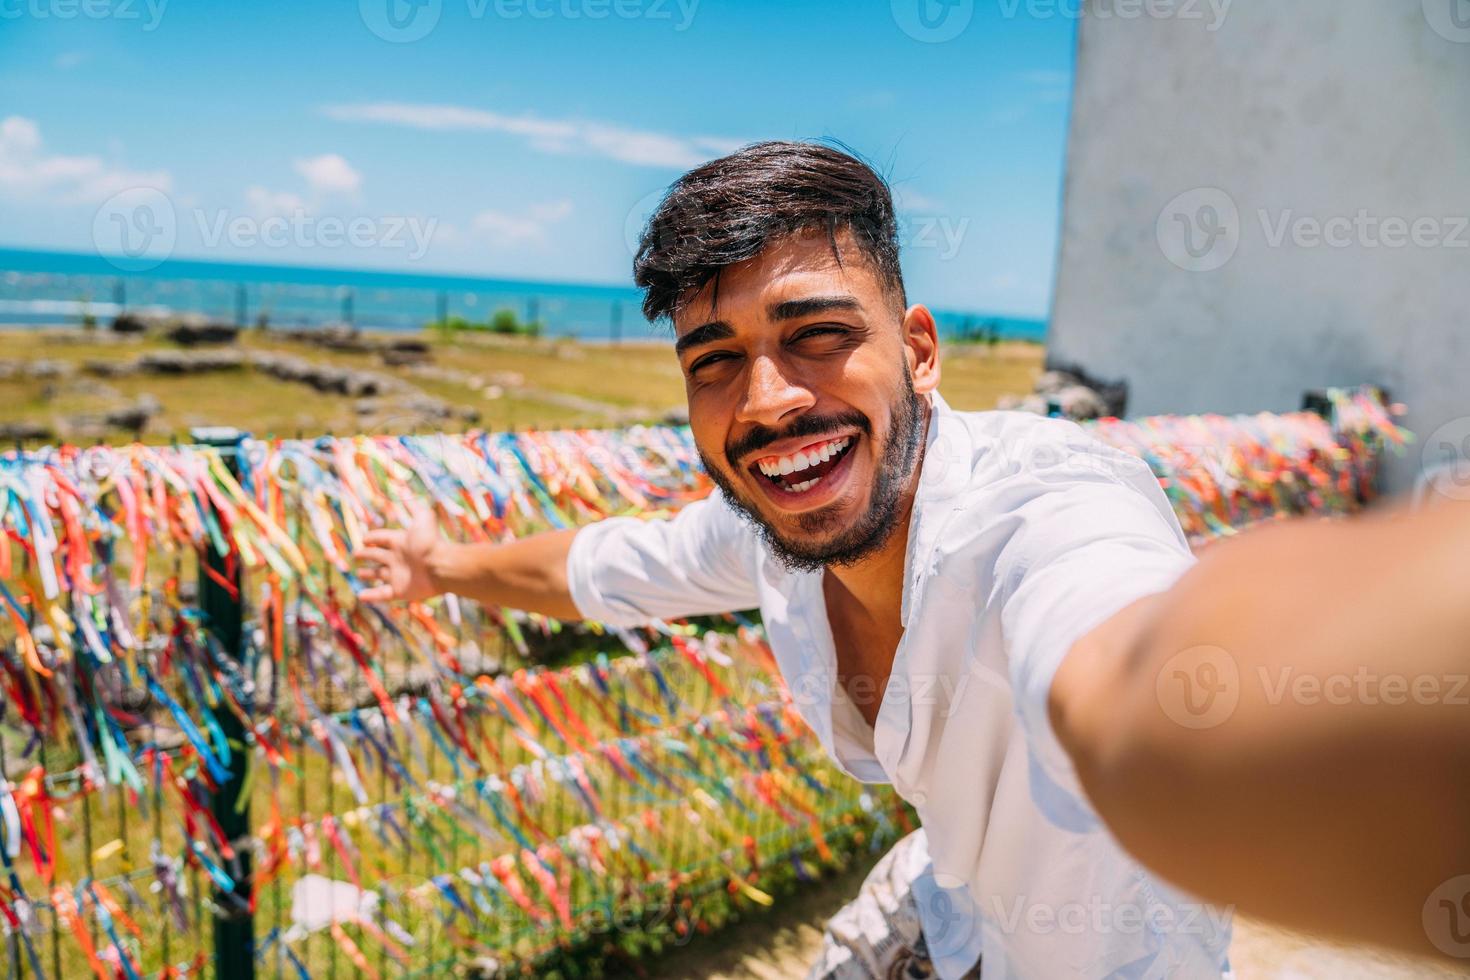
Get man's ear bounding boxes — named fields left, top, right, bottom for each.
left=901, top=304, right=942, bottom=395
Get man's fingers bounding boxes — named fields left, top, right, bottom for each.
left=361, top=528, right=404, bottom=549
left=358, top=584, right=396, bottom=603
left=353, top=546, right=397, bottom=567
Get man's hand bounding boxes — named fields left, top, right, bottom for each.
left=351, top=512, right=583, bottom=619
left=353, top=502, right=444, bottom=603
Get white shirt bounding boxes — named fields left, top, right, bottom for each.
left=567, top=392, right=1233, bottom=979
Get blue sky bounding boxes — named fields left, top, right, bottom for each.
left=0, top=1, right=1076, bottom=317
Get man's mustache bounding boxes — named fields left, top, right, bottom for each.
left=726, top=411, right=871, bottom=466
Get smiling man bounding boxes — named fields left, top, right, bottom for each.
left=355, top=142, right=1470, bottom=978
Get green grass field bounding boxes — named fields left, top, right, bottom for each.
left=0, top=328, right=1043, bottom=442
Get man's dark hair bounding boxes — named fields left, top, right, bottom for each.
left=634, top=140, right=906, bottom=323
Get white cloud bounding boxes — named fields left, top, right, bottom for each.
left=0, top=115, right=171, bottom=204
left=470, top=198, right=573, bottom=247
left=322, top=102, right=575, bottom=141
left=293, top=153, right=362, bottom=196
left=244, top=185, right=308, bottom=217
left=54, top=51, right=90, bottom=70
left=321, top=101, right=743, bottom=170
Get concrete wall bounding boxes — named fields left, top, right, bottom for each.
left=1049, top=0, right=1470, bottom=492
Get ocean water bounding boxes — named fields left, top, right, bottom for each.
left=0, top=248, right=1047, bottom=343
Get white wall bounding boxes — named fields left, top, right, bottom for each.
left=1049, top=0, right=1470, bottom=492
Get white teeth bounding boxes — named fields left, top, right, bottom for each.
left=784, top=477, right=819, bottom=493
left=756, top=436, right=853, bottom=482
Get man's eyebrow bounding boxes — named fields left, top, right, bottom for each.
left=768, top=295, right=863, bottom=321
left=674, top=319, right=735, bottom=357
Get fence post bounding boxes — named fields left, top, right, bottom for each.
left=192, top=426, right=256, bottom=980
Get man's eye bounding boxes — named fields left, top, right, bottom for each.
left=690, top=352, right=737, bottom=373
left=795, top=325, right=848, bottom=342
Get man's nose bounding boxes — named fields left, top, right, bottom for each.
left=734, top=354, right=815, bottom=429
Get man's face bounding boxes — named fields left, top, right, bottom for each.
left=672, top=228, right=941, bottom=571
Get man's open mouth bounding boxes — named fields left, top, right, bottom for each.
left=748, top=434, right=857, bottom=495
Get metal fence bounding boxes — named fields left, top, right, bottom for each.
left=0, top=390, right=1403, bottom=978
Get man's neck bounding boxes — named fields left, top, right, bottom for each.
left=823, top=406, right=930, bottom=625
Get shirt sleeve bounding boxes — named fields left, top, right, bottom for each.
left=565, top=489, right=763, bottom=628
left=995, top=423, right=1195, bottom=828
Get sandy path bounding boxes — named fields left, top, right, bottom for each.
left=643, top=860, right=1470, bottom=980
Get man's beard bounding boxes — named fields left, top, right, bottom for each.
left=700, top=370, right=927, bottom=573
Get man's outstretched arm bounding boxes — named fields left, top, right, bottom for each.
left=353, top=503, right=582, bottom=619
left=352, top=490, right=761, bottom=627
left=1051, top=497, right=1470, bottom=959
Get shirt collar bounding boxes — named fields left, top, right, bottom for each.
left=900, top=390, right=974, bottom=626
